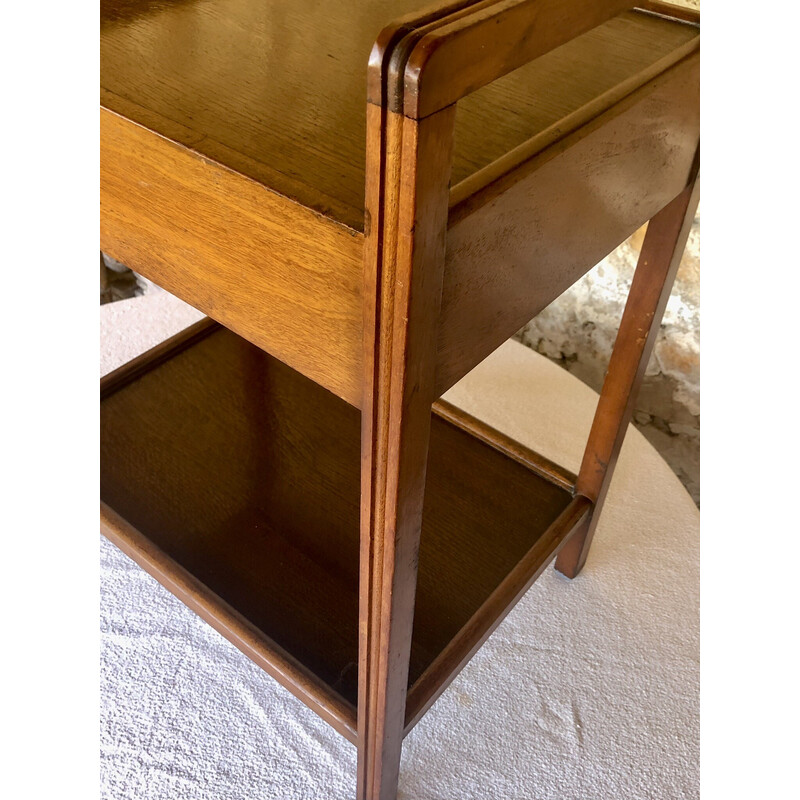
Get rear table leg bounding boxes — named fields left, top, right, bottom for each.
left=556, top=172, right=700, bottom=579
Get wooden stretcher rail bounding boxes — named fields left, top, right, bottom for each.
left=101, top=502, right=360, bottom=744
left=434, top=400, right=576, bottom=491
left=404, top=493, right=592, bottom=732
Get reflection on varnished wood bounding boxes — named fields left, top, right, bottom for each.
left=100, top=327, right=572, bottom=705
left=101, top=0, right=698, bottom=229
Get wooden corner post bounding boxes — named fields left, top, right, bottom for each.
left=358, top=3, right=694, bottom=797
left=358, top=21, right=457, bottom=800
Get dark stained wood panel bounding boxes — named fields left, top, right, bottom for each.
left=100, top=325, right=573, bottom=708
left=435, top=52, right=700, bottom=395
left=101, top=0, right=697, bottom=230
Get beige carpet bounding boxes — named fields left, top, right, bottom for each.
left=100, top=288, right=699, bottom=799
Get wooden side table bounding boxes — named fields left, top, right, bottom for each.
left=100, top=2, right=700, bottom=798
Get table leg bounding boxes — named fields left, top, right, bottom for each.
left=556, top=168, right=700, bottom=579
left=357, top=106, right=456, bottom=800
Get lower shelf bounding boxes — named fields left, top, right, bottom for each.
left=100, top=320, right=589, bottom=741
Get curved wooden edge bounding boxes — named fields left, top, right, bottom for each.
left=366, top=1, right=487, bottom=107
left=368, top=0, right=699, bottom=120
left=403, top=0, right=637, bottom=118
left=447, top=41, right=700, bottom=217
left=101, top=502, right=359, bottom=744
left=364, top=0, right=702, bottom=219
left=101, top=93, right=367, bottom=234
left=403, top=494, right=592, bottom=733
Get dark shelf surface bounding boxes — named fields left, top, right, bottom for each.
left=101, top=323, right=574, bottom=711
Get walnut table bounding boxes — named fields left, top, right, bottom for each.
left=100, top=2, right=700, bottom=798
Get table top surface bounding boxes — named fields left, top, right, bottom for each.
left=101, top=0, right=698, bottom=230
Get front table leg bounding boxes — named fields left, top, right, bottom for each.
left=358, top=105, right=457, bottom=800
left=556, top=170, right=700, bottom=579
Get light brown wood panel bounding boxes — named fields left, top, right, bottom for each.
left=102, top=0, right=697, bottom=230
left=100, top=108, right=364, bottom=406
left=434, top=52, right=700, bottom=396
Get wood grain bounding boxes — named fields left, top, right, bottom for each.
left=100, top=108, right=364, bottom=406
left=100, top=322, right=575, bottom=739
left=102, top=0, right=696, bottom=230
left=356, top=7, right=698, bottom=794
left=103, top=44, right=699, bottom=410
left=101, top=2, right=698, bottom=415
left=100, top=3, right=702, bottom=797
left=358, top=105, right=457, bottom=800
left=402, top=0, right=637, bottom=118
